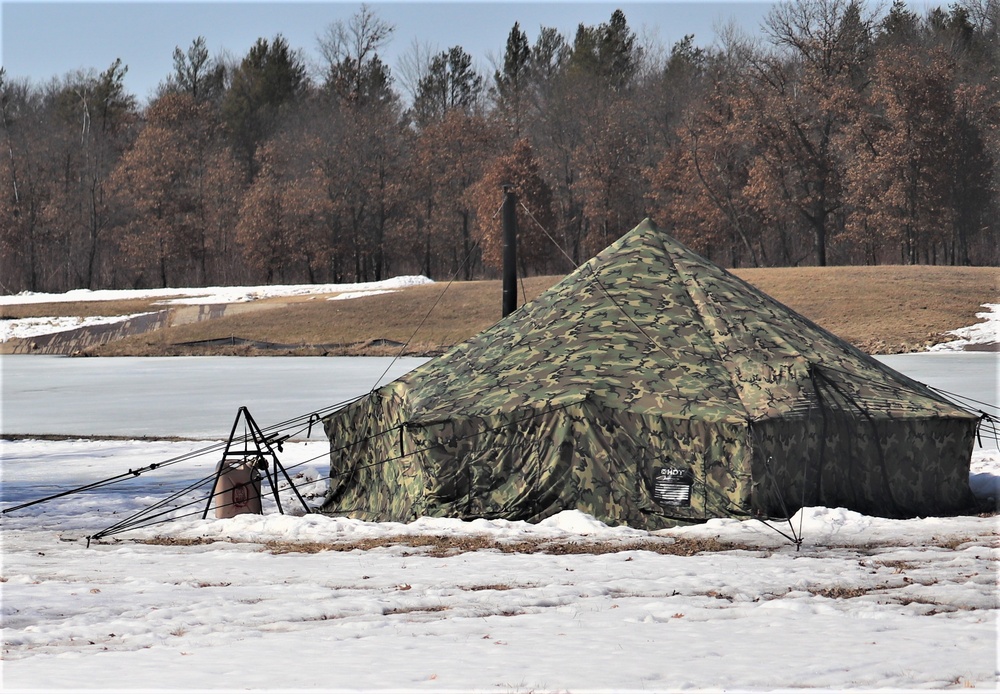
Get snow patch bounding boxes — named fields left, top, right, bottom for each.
left=0, top=275, right=434, bottom=307
left=929, top=303, right=999, bottom=351
left=0, top=313, right=152, bottom=342
left=970, top=450, right=999, bottom=501
left=327, top=289, right=397, bottom=301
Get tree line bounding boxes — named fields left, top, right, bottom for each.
left=1, top=0, right=998, bottom=294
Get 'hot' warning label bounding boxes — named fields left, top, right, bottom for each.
left=653, top=467, right=693, bottom=507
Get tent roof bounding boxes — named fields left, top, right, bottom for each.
left=389, top=220, right=972, bottom=424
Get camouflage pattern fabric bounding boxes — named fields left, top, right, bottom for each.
left=321, top=219, right=978, bottom=526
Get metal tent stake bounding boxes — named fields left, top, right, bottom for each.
left=203, top=406, right=312, bottom=519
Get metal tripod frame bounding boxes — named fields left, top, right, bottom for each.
left=203, top=406, right=312, bottom=519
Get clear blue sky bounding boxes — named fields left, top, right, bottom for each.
left=3, top=1, right=776, bottom=103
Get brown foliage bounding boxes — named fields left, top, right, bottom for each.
left=470, top=138, right=558, bottom=274
left=235, top=141, right=326, bottom=284
left=846, top=45, right=998, bottom=265
left=108, top=93, right=245, bottom=288
left=571, top=96, right=649, bottom=257
left=404, top=110, right=502, bottom=280
left=649, top=74, right=771, bottom=267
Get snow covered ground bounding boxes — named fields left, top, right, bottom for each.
left=1, top=280, right=998, bottom=692
left=0, top=313, right=157, bottom=343
left=930, top=303, right=1000, bottom=352
left=2, top=438, right=997, bottom=692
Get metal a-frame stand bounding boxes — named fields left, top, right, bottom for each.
left=202, top=406, right=312, bottom=519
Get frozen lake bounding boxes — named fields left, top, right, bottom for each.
left=1, top=353, right=997, bottom=446
left=0, top=355, right=428, bottom=439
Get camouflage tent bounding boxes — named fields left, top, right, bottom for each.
left=320, top=219, right=978, bottom=528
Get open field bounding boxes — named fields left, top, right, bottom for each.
left=1, top=265, right=997, bottom=356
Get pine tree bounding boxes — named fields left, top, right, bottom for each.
left=221, top=35, right=307, bottom=180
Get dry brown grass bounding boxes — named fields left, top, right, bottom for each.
left=79, top=276, right=562, bottom=356
left=137, top=533, right=742, bottom=557
left=126, top=529, right=994, bottom=557
left=5, top=266, right=997, bottom=356
left=737, top=265, right=999, bottom=353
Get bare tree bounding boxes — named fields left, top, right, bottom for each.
left=396, top=38, right=437, bottom=106
left=318, top=5, right=395, bottom=104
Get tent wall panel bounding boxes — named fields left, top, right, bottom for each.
left=750, top=416, right=977, bottom=518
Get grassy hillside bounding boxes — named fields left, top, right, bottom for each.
left=4, top=266, right=997, bottom=356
